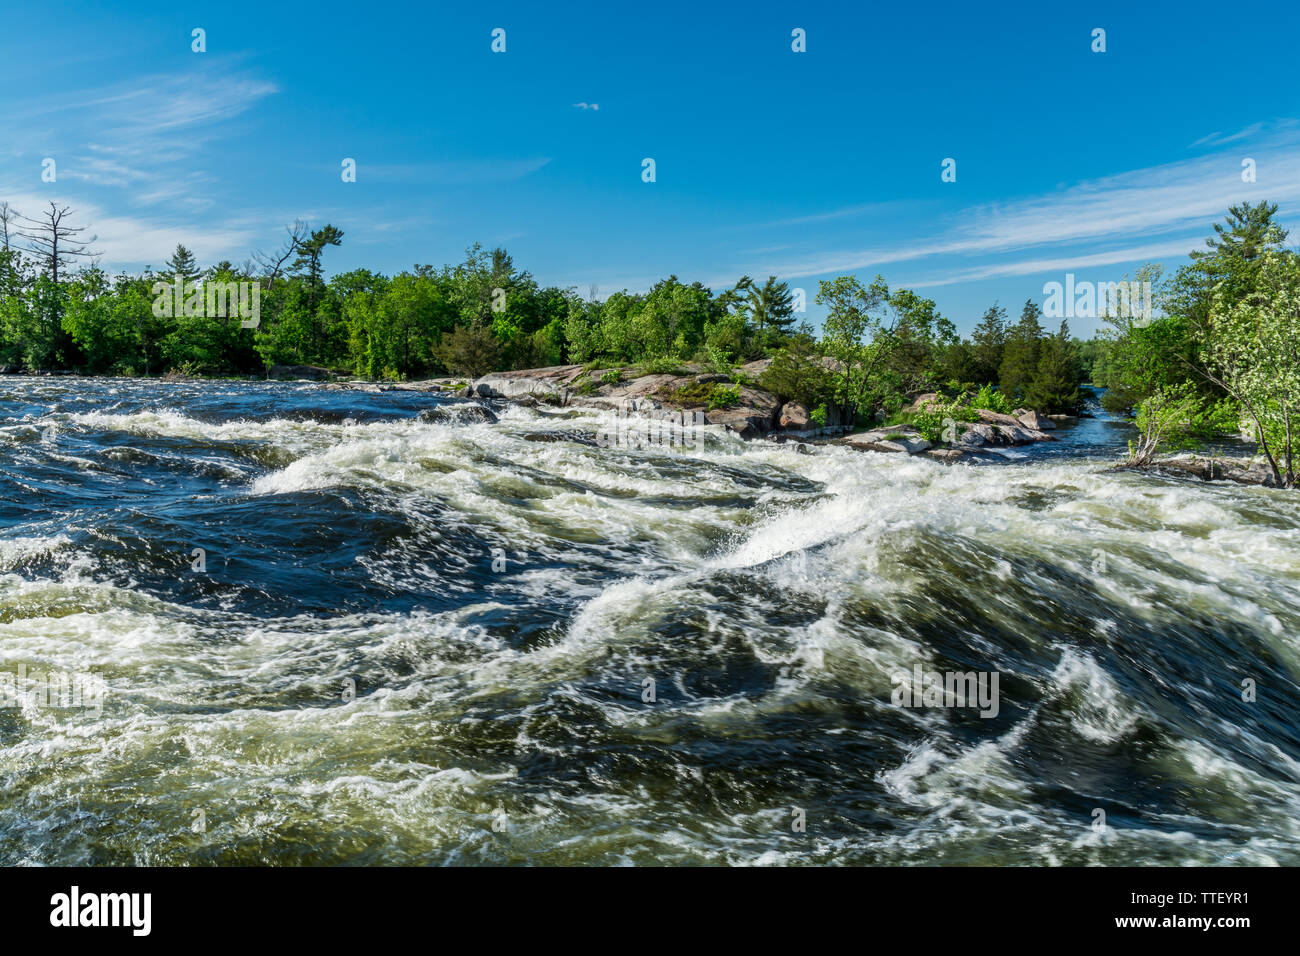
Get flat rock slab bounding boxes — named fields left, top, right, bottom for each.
left=837, top=429, right=931, bottom=454
left=1147, top=457, right=1278, bottom=487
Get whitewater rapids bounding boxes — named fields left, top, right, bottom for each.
left=0, top=379, right=1296, bottom=865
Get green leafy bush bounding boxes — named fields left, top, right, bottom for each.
left=708, top=384, right=742, bottom=409
left=972, top=383, right=1013, bottom=415
left=636, top=356, right=689, bottom=376
left=912, top=396, right=979, bottom=443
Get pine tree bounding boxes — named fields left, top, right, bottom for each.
left=1191, top=201, right=1287, bottom=262
left=998, top=299, right=1043, bottom=403
left=738, top=275, right=796, bottom=346
left=971, top=303, right=1007, bottom=385
left=1024, top=320, right=1081, bottom=414
left=165, top=244, right=200, bottom=283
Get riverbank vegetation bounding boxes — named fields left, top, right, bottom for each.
left=1090, top=201, right=1299, bottom=486
left=0, top=202, right=1094, bottom=416
left=0, top=199, right=1294, bottom=481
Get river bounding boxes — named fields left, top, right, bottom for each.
left=1, top=379, right=1296, bottom=864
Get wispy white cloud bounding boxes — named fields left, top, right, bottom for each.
left=899, top=239, right=1200, bottom=289
left=752, top=127, right=1300, bottom=282
left=0, top=187, right=261, bottom=268
left=3, top=68, right=278, bottom=158
left=1189, top=122, right=1266, bottom=149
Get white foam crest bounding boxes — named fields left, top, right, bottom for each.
left=1048, top=647, right=1140, bottom=744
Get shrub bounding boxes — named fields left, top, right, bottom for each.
left=636, top=356, right=689, bottom=376
left=971, top=383, right=1013, bottom=415
left=913, top=396, right=979, bottom=443
left=659, top=380, right=741, bottom=409
left=708, top=384, right=741, bottom=409
left=757, top=343, right=834, bottom=408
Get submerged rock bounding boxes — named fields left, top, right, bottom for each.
left=268, top=364, right=334, bottom=381
left=522, top=430, right=598, bottom=447
left=418, top=402, right=499, bottom=425
left=923, top=448, right=966, bottom=463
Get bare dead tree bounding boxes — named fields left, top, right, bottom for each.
left=16, top=202, right=98, bottom=286
left=253, top=219, right=309, bottom=288
left=0, top=202, right=16, bottom=250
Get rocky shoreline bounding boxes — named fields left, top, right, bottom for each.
left=9, top=364, right=1285, bottom=485
left=319, top=361, right=1062, bottom=462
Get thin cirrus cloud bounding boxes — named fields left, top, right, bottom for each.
left=896, top=239, right=1202, bottom=290
left=1, top=67, right=279, bottom=208
left=4, top=69, right=278, bottom=151
left=0, top=187, right=260, bottom=268
left=1188, top=122, right=1270, bottom=149
left=754, top=127, right=1300, bottom=285
left=0, top=67, right=282, bottom=269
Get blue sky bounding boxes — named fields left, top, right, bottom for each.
left=3, top=0, right=1299, bottom=336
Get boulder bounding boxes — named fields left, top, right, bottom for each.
left=908, top=392, right=942, bottom=412
left=838, top=429, right=931, bottom=454
left=704, top=406, right=771, bottom=438
left=999, top=424, right=1053, bottom=445
left=736, top=385, right=781, bottom=422
left=1148, top=457, right=1277, bottom=487
left=957, top=423, right=997, bottom=447
left=1016, top=409, right=1056, bottom=430
left=890, top=436, right=933, bottom=454
left=976, top=408, right=1023, bottom=428
left=599, top=374, right=681, bottom=402
left=701, top=386, right=781, bottom=436
left=474, top=364, right=586, bottom=401
left=778, top=402, right=811, bottom=429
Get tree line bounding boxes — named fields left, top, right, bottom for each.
left=0, top=198, right=1101, bottom=415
